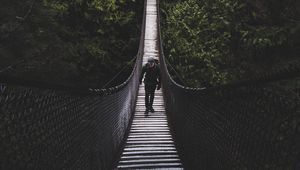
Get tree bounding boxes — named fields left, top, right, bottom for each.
left=161, top=0, right=300, bottom=87
left=0, top=0, right=143, bottom=88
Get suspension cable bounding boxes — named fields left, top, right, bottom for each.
left=101, top=55, right=137, bottom=89
left=164, top=58, right=188, bottom=86
left=0, top=60, right=26, bottom=73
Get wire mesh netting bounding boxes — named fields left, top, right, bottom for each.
left=0, top=0, right=147, bottom=169
left=157, top=1, right=300, bottom=169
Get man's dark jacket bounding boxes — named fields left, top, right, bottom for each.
left=140, top=63, right=161, bottom=86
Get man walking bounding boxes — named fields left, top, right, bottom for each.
left=140, top=57, right=161, bottom=113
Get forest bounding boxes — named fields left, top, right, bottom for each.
left=0, top=0, right=143, bottom=88
left=0, top=0, right=299, bottom=88
left=161, top=0, right=300, bottom=87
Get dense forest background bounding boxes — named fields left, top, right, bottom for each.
left=1, top=0, right=299, bottom=88
left=161, top=0, right=300, bottom=87
left=0, top=0, right=143, bottom=88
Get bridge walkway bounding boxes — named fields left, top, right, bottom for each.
left=116, top=0, right=183, bottom=169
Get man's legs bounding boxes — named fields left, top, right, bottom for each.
left=149, top=86, right=155, bottom=112
left=145, top=85, right=150, bottom=110
left=145, top=85, right=156, bottom=112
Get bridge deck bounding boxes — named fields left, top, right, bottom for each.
left=116, top=0, right=183, bottom=169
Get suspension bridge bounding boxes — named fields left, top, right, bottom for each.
left=1, top=0, right=299, bottom=169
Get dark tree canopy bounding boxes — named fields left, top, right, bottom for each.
left=161, top=0, right=300, bottom=87
left=0, top=0, right=143, bottom=88
left=1, top=0, right=299, bottom=88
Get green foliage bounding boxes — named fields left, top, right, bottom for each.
left=0, top=0, right=143, bottom=87
left=161, top=0, right=300, bottom=87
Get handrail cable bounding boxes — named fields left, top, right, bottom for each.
left=164, top=57, right=188, bottom=86
left=101, top=55, right=137, bottom=89
left=157, top=0, right=300, bottom=169
left=0, top=60, right=26, bottom=73
left=0, top=0, right=147, bottom=169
